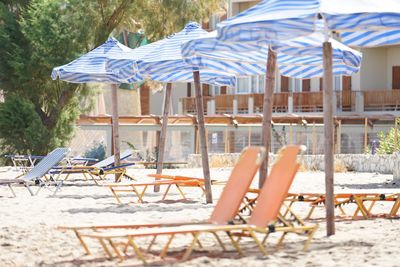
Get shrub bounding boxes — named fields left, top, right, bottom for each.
left=376, top=119, right=400, bottom=154
left=83, top=142, right=106, bottom=161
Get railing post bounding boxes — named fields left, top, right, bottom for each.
left=233, top=97, right=238, bottom=115
left=288, top=93, right=293, bottom=113
left=355, top=91, right=364, bottom=113
left=206, top=100, right=211, bottom=115
left=248, top=95, right=254, bottom=114
left=178, top=99, right=183, bottom=114
left=332, top=92, right=337, bottom=115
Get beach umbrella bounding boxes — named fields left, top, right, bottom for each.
left=52, top=38, right=142, bottom=172
left=216, top=0, right=400, bottom=236
left=136, top=22, right=236, bottom=203
left=182, top=30, right=362, bottom=79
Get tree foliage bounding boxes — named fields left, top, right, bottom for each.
left=0, top=0, right=224, bottom=155
left=376, top=119, right=400, bottom=154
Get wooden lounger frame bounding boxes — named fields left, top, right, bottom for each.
left=59, top=146, right=266, bottom=256
left=106, top=173, right=226, bottom=204
left=62, top=146, right=317, bottom=264
left=285, top=192, right=400, bottom=220
left=240, top=192, right=400, bottom=220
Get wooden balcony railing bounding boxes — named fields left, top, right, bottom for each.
left=364, top=90, right=400, bottom=111
left=180, top=90, right=400, bottom=114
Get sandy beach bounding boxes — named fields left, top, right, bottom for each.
left=0, top=167, right=399, bottom=267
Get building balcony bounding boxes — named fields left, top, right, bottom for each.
left=180, top=90, right=400, bottom=115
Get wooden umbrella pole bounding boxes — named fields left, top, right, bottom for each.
left=155, top=83, right=172, bottom=192
left=259, top=45, right=277, bottom=188
left=111, top=84, right=121, bottom=182
left=193, top=70, right=213, bottom=203
left=323, top=41, right=335, bottom=236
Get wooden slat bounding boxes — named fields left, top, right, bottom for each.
left=393, top=66, right=400, bottom=89
left=280, top=76, right=289, bottom=92
left=140, top=84, right=150, bottom=115
left=302, top=79, right=311, bottom=92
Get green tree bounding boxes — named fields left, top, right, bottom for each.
left=376, top=118, right=400, bottom=154
left=0, top=0, right=224, bottom=155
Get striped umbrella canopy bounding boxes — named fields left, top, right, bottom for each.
left=52, top=38, right=142, bottom=84
left=217, top=0, right=400, bottom=46
left=182, top=30, right=362, bottom=79
left=136, top=22, right=236, bottom=87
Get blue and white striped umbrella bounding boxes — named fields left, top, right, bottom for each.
left=217, top=0, right=400, bottom=47
left=136, top=22, right=236, bottom=87
left=52, top=38, right=142, bottom=84
left=182, top=30, right=362, bottom=79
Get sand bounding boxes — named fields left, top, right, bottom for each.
left=0, top=167, right=399, bottom=267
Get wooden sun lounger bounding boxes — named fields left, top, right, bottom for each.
left=51, top=150, right=135, bottom=184
left=58, top=146, right=266, bottom=255
left=0, top=148, right=70, bottom=197
left=105, top=169, right=228, bottom=204
left=240, top=190, right=400, bottom=221
left=72, top=146, right=317, bottom=264
left=285, top=192, right=400, bottom=220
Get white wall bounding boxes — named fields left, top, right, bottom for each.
left=230, top=0, right=260, bottom=16
left=149, top=83, right=187, bottom=115
left=359, top=47, right=387, bottom=91
left=310, top=77, right=320, bottom=91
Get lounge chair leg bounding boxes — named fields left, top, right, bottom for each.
left=261, top=232, right=270, bottom=245
left=73, top=230, right=91, bottom=255
left=338, top=205, right=347, bottom=216
left=24, top=183, right=35, bottom=196
left=162, top=184, right=172, bottom=200
left=160, top=234, right=175, bottom=258
left=226, top=232, right=243, bottom=256
left=175, top=184, right=187, bottom=200
left=249, top=230, right=267, bottom=255
left=146, top=235, right=157, bottom=252
left=367, top=200, right=376, bottom=213
left=108, top=239, right=124, bottom=261
left=8, top=184, right=16, bottom=197
left=53, top=181, right=63, bottom=196
left=192, top=233, right=203, bottom=248
left=305, top=206, right=316, bottom=220
left=127, top=237, right=147, bottom=264
left=276, top=232, right=287, bottom=248
left=211, top=232, right=225, bottom=251
left=354, top=197, right=370, bottom=219
left=132, top=186, right=145, bottom=203
left=303, top=225, right=318, bottom=251
left=110, top=187, right=122, bottom=204
left=182, top=233, right=199, bottom=261
left=99, top=238, right=113, bottom=258
left=390, top=197, right=400, bottom=216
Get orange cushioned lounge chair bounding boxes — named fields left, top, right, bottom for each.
left=72, top=145, right=317, bottom=264
left=58, top=146, right=266, bottom=255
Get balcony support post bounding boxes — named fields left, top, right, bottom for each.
left=248, top=96, right=254, bottom=114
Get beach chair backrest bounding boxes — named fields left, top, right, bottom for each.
left=210, top=146, right=266, bottom=224
left=248, top=145, right=301, bottom=227
left=23, top=148, right=70, bottom=181
left=93, top=150, right=132, bottom=168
